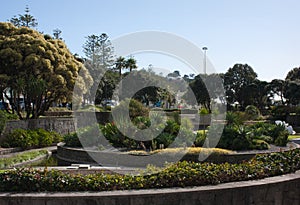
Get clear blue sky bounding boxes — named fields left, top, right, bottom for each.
left=1, top=0, right=300, bottom=81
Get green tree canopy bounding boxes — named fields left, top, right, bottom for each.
left=9, top=5, right=38, bottom=28
left=82, top=33, right=114, bottom=69
left=267, top=79, right=285, bottom=105
left=0, top=22, right=92, bottom=119
left=286, top=67, right=300, bottom=81
left=284, top=67, right=300, bottom=105
left=223, top=64, right=257, bottom=110
left=183, top=74, right=213, bottom=112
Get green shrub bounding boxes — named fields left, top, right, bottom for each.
left=163, top=119, right=180, bottom=135
left=132, top=116, right=151, bottom=129
left=180, top=117, right=194, bottom=130
left=112, top=99, right=149, bottom=120
left=226, top=111, right=242, bottom=125
left=215, top=121, right=289, bottom=151
left=36, top=129, right=54, bottom=147
left=251, top=139, right=270, bottom=150
left=100, top=122, right=137, bottom=149
left=270, top=105, right=290, bottom=120
left=154, top=133, right=175, bottom=148
left=274, top=130, right=289, bottom=146
left=199, top=107, right=210, bottom=115
left=77, top=124, right=102, bottom=147
left=252, top=135, right=273, bottom=144
left=170, top=111, right=180, bottom=124
left=231, top=136, right=250, bottom=151
left=3, top=129, right=33, bottom=150
left=173, top=128, right=195, bottom=147
left=63, top=132, right=82, bottom=147
left=245, top=105, right=261, bottom=120
left=1, top=129, right=62, bottom=150
left=194, top=131, right=206, bottom=147
left=50, top=131, right=63, bottom=143
left=216, top=125, right=239, bottom=150
left=64, top=124, right=107, bottom=148
left=26, top=130, right=39, bottom=147
left=1, top=148, right=300, bottom=192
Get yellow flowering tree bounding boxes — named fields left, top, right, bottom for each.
left=0, top=22, right=92, bottom=119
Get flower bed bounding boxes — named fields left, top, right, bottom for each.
left=1, top=148, right=300, bottom=192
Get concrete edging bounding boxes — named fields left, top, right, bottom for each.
left=0, top=170, right=300, bottom=205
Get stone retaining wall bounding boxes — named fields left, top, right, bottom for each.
left=2, top=117, right=76, bottom=136
left=1, top=112, right=113, bottom=138
left=0, top=170, right=300, bottom=205
left=56, top=145, right=257, bottom=167
left=1, top=112, right=215, bottom=138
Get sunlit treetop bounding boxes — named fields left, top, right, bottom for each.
left=9, top=5, right=38, bottom=28
left=0, top=22, right=93, bottom=119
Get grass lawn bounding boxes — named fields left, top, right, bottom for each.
left=288, top=135, right=300, bottom=141
left=0, top=150, right=48, bottom=169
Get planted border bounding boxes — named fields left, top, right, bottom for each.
left=1, top=148, right=300, bottom=192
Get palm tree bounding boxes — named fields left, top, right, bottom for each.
left=115, top=56, right=126, bottom=78
left=126, top=57, right=137, bottom=72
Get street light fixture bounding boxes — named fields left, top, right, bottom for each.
left=202, top=47, right=208, bottom=75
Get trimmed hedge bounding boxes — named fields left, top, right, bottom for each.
left=1, top=148, right=300, bottom=192
left=1, top=129, right=62, bottom=150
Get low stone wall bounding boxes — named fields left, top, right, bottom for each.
left=2, top=117, right=76, bottom=136
left=56, top=144, right=97, bottom=166
left=57, top=145, right=257, bottom=167
left=1, top=112, right=113, bottom=138
left=1, top=170, right=300, bottom=205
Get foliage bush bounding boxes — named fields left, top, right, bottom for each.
left=180, top=117, right=194, bottom=130
left=77, top=124, right=102, bottom=147
left=270, top=105, right=290, bottom=120
left=132, top=116, right=151, bottom=129
left=64, top=124, right=107, bottom=148
left=212, top=119, right=289, bottom=151
left=210, top=111, right=290, bottom=151
left=65, top=118, right=195, bottom=150
left=194, top=131, right=206, bottom=147
left=100, top=122, right=137, bottom=149
left=251, top=139, right=270, bottom=150
left=1, top=148, right=300, bottom=192
left=63, top=132, right=82, bottom=147
left=226, top=111, right=242, bottom=125
left=1, top=129, right=62, bottom=150
left=169, top=111, right=180, bottom=124
left=112, top=99, right=149, bottom=120
left=199, top=107, right=210, bottom=115
left=245, top=105, right=261, bottom=120
left=2, top=129, right=34, bottom=150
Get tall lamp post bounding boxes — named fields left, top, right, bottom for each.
left=202, top=47, right=208, bottom=75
